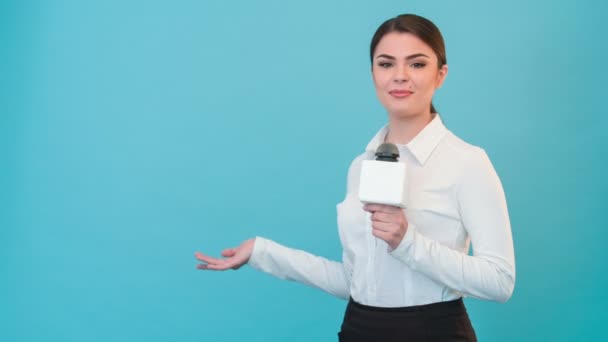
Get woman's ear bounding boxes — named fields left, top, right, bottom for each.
left=435, top=64, right=448, bottom=89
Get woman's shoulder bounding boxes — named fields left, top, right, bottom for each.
left=440, top=130, right=489, bottom=164
left=439, top=130, right=500, bottom=186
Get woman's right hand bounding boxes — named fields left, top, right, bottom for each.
left=194, top=238, right=255, bottom=271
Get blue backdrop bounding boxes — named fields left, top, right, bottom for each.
left=2, top=0, right=607, bottom=341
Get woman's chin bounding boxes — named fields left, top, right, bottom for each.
left=386, top=108, right=426, bottom=120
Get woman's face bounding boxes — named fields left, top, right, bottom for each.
left=372, top=32, right=448, bottom=119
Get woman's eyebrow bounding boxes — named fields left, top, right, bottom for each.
left=375, top=53, right=430, bottom=60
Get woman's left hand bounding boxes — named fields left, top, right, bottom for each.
left=363, top=203, right=409, bottom=250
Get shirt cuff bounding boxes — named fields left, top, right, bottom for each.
left=388, top=223, right=417, bottom=265
left=247, top=236, right=269, bottom=270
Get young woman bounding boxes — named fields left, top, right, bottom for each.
left=195, top=14, right=515, bottom=342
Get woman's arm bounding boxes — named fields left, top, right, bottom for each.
left=247, top=237, right=352, bottom=299
left=195, top=237, right=352, bottom=299
left=389, top=148, right=515, bottom=302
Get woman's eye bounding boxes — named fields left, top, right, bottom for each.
left=378, top=62, right=392, bottom=68
left=411, top=62, right=426, bottom=68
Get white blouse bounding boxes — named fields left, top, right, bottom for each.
left=248, top=115, right=515, bottom=307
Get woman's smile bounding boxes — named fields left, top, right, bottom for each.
left=389, top=89, right=414, bottom=98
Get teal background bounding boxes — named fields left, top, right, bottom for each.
left=2, top=0, right=606, bottom=341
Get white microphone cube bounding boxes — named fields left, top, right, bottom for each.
left=358, top=159, right=408, bottom=208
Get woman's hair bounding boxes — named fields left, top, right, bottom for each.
left=370, top=14, right=447, bottom=114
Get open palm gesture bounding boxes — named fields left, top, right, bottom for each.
left=195, top=238, right=255, bottom=271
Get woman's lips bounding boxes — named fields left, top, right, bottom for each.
left=389, top=90, right=413, bottom=98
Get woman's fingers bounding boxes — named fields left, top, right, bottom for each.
left=195, top=239, right=255, bottom=272
left=197, top=263, right=230, bottom=271
left=371, top=226, right=391, bottom=240
left=371, top=220, right=393, bottom=232
left=194, top=252, right=221, bottom=264
left=371, top=211, right=393, bottom=223
left=364, top=203, right=400, bottom=214
left=194, top=250, right=244, bottom=271
left=195, top=252, right=227, bottom=268
left=198, top=258, right=243, bottom=271
left=221, top=248, right=237, bottom=257
left=364, top=206, right=408, bottom=251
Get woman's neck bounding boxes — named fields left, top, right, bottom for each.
left=384, top=112, right=435, bottom=145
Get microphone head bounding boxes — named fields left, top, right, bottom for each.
left=375, top=143, right=399, bottom=162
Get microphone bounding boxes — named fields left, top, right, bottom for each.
left=358, top=143, right=408, bottom=208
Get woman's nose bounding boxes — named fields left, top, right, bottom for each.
left=393, top=65, right=409, bottom=83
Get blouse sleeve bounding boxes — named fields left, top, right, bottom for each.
left=389, top=148, right=516, bottom=302
left=247, top=237, right=351, bottom=299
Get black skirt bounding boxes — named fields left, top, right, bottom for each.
left=338, top=297, right=477, bottom=342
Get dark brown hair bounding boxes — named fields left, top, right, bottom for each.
left=370, top=14, right=447, bottom=114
